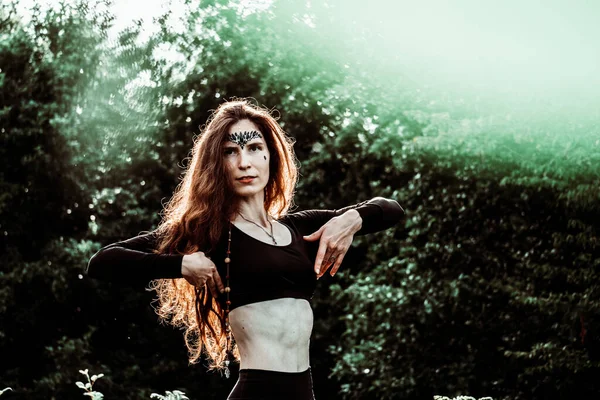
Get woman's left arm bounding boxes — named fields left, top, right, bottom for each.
left=301, top=197, right=404, bottom=279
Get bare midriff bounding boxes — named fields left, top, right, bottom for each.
left=229, top=297, right=313, bottom=372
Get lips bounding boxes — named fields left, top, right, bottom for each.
left=237, top=176, right=256, bottom=180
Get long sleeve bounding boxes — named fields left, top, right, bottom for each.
left=283, top=197, right=405, bottom=236
left=86, top=230, right=184, bottom=285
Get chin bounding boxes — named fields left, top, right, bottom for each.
left=234, top=187, right=265, bottom=197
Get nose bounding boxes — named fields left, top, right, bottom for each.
left=238, top=150, right=252, bottom=169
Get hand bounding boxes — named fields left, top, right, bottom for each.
left=303, top=210, right=362, bottom=279
left=181, top=251, right=225, bottom=298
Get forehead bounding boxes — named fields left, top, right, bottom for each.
left=228, top=119, right=261, bottom=136
left=225, top=120, right=266, bottom=145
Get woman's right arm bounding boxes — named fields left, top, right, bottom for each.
left=86, top=231, right=184, bottom=285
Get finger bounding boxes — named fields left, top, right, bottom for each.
left=318, top=245, right=337, bottom=276
left=212, top=267, right=225, bottom=293
left=314, top=240, right=329, bottom=275
left=329, top=250, right=347, bottom=277
left=195, top=279, right=206, bottom=290
left=194, top=282, right=206, bottom=295
left=206, top=275, right=219, bottom=298
left=303, top=226, right=323, bottom=242
left=318, top=250, right=336, bottom=279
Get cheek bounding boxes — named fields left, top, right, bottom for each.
left=224, top=160, right=236, bottom=178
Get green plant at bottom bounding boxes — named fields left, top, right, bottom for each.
left=433, top=396, right=494, bottom=400
left=76, top=369, right=104, bottom=399
left=149, top=391, right=190, bottom=400
left=75, top=369, right=190, bottom=399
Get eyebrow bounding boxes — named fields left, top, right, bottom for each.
left=223, top=138, right=263, bottom=148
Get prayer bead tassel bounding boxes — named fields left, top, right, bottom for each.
left=223, top=221, right=232, bottom=379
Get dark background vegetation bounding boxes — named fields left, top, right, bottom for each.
left=1, top=0, right=599, bottom=399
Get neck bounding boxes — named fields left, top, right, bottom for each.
left=234, top=196, right=270, bottom=227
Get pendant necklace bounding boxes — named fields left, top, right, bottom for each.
left=237, top=212, right=278, bottom=245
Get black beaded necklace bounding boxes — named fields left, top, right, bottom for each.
left=223, top=221, right=233, bottom=378
left=221, top=214, right=277, bottom=378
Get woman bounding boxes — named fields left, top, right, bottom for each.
left=86, top=99, right=404, bottom=399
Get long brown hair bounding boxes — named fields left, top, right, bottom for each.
left=149, top=99, right=298, bottom=372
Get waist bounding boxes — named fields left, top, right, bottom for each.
left=220, top=288, right=315, bottom=312
left=229, top=298, right=314, bottom=335
left=228, top=367, right=315, bottom=400
left=239, top=366, right=311, bottom=375
left=238, top=349, right=311, bottom=372
left=230, top=298, right=313, bottom=371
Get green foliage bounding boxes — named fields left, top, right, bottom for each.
left=0, top=0, right=103, bottom=256
left=149, top=390, right=190, bottom=400
left=319, top=158, right=599, bottom=399
left=76, top=369, right=104, bottom=399
left=75, top=368, right=192, bottom=400
left=434, top=397, right=493, bottom=400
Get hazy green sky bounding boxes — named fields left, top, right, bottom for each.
left=19, top=0, right=599, bottom=121
left=322, top=0, right=599, bottom=119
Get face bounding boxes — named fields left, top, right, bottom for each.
left=223, top=119, right=270, bottom=198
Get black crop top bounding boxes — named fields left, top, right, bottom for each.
left=86, top=197, right=404, bottom=311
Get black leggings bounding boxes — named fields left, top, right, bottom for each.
left=227, top=367, right=315, bottom=400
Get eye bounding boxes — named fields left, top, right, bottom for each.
left=224, top=148, right=236, bottom=155
left=250, top=144, right=262, bottom=152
